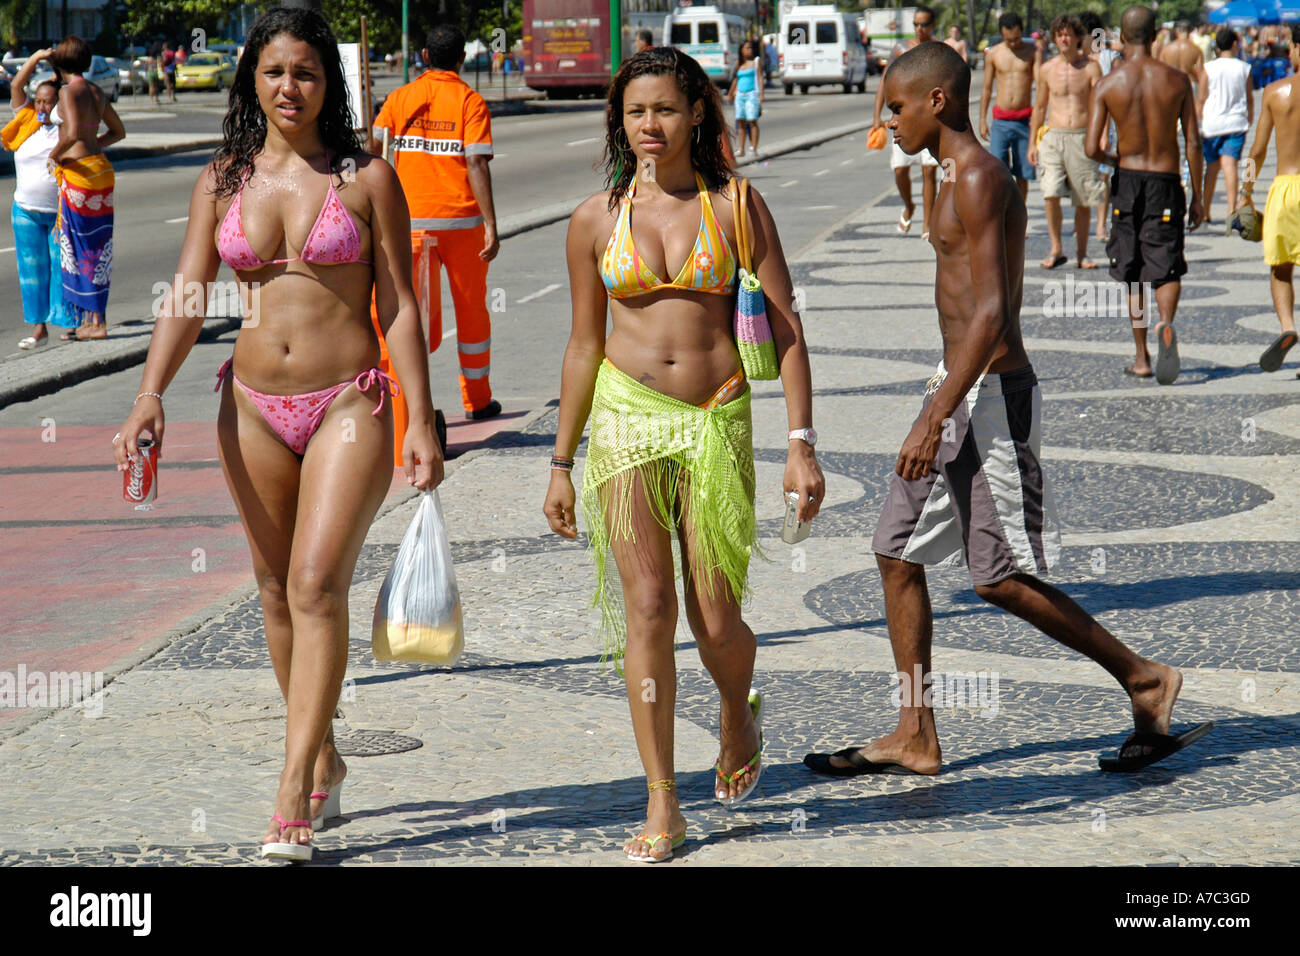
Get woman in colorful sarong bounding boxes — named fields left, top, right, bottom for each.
left=544, top=47, right=824, bottom=862
left=46, top=35, right=124, bottom=340
left=112, top=8, right=443, bottom=862
left=7, top=49, right=76, bottom=348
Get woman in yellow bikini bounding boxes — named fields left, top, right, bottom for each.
left=544, top=47, right=823, bottom=862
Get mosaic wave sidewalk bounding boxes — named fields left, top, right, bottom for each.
left=2, top=160, right=1298, bottom=866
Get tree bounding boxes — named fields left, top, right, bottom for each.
left=0, top=0, right=39, bottom=47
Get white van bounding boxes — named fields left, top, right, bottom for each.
left=780, top=5, right=868, bottom=94
left=664, top=5, right=748, bottom=85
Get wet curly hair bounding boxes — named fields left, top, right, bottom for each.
left=601, top=47, right=732, bottom=211
left=211, top=7, right=360, bottom=199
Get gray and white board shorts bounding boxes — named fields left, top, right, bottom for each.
left=872, top=362, right=1061, bottom=585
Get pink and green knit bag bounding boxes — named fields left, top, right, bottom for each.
left=732, top=177, right=779, bottom=380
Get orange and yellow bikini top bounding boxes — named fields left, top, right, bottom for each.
left=601, top=172, right=737, bottom=299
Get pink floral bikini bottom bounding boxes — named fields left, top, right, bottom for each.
left=215, top=357, right=399, bottom=456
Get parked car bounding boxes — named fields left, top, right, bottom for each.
left=108, top=56, right=148, bottom=93
left=175, top=52, right=237, bottom=91
left=25, top=54, right=119, bottom=101
left=0, top=60, right=14, bottom=96
left=779, top=5, right=870, bottom=94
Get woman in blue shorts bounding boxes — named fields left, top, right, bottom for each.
left=728, top=39, right=764, bottom=157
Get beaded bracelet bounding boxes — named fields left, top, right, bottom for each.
left=135, top=392, right=164, bottom=404
left=550, top=456, right=574, bottom=471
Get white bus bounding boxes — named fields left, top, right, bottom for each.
left=664, top=5, right=748, bottom=85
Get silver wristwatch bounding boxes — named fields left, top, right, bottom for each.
left=788, top=427, right=817, bottom=447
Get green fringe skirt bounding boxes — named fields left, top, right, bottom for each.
left=581, top=359, right=758, bottom=665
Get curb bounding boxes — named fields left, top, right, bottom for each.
left=0, top=119, right=870, bottom=409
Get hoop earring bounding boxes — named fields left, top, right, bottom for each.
left=693, top=125, right=701, bottom=145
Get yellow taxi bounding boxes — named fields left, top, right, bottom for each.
left=175, top=53, right=237, bottom=91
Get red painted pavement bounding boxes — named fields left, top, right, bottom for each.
left=0, top=409, right=530, bottom=729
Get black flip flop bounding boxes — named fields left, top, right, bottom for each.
left=1154, top=322, right=1180, bottom=385
left=1042, top=254, right=1068, bottom=270
left=1259, top=331, right=1298, bottom=372
left=1098, top=721, right=1214, bottom=773
left=803, top=747, right=924, bottom=777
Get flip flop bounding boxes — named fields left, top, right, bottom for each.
left=1154, top=322, right=1180, bottom=385
left=18, top=336, right=46, bottom=350
left=1259, top=330, right=1298, bottom=372
left=1098, top=722, right=1214, bottom=773
left=1123, top=364, right=1154, bottom=378
left=1041, top=253, right=1068, bottom=269
left=802, top=746, right=924, bottom=777
left=897, top=213, right=913, bottom=234
left=60, top=329, right=80, bottom=341
left=1077, top=258, right=1099, bottom=269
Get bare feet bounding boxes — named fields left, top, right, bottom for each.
left=826, top=717, right=942, bottom=775
left=624, top=787, right=686, bottom=862
left=1127, top=661, right=1182, bottom=736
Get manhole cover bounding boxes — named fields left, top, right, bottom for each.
left=334, top=728, right=423, bottom=756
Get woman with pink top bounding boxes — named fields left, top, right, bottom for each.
left=112, top=8, right=443, bottom=862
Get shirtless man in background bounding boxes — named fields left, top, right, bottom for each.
left=1243, top=23, right=1300, bottom=375
left=944, top=26, right=968, bottom=63
left=1087, top=5, right=1204, bottom=384
left=1028, top=14, right=1104, bottom=269
left=980, top=11, right=1037, bottom=200
left=804, top=41, right=1209, bottom=779
left=1161, top=20, right=1206, bottom=91
left=871, top=4, right=940, bottom=237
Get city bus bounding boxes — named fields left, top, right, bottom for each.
left=522, top=0, right=760, bottom=98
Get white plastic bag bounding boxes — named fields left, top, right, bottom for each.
left=372, top=489, right=464, bottom=665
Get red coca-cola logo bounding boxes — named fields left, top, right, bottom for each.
left=127, top=464, right=145, bottom=500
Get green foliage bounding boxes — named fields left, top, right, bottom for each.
left=0, top=0, right=39, bottom=47
left=121, top=0, right=244, bottom=39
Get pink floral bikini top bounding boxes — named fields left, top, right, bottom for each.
left=216, top=157, right=369, bottom=270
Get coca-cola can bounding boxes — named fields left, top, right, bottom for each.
left=124, top=438, right=158, bottom=505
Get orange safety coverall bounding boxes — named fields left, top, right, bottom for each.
left=372, top=68, right=495, bottom=463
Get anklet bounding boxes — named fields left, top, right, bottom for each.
left=648, top=778, right=676, bottom=792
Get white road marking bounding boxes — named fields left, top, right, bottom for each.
left=814, top=168, right=829, bottom=177
left=442, top=327, right=456, bottom=341
left=517, top=282, right=561, bottom=303
left=0, top=246, right=14, bottom=253
left=800, top=101, right=816, bottom=108
left=840, top=158, right=854, bottom=165
left=806, top=205, right=837, bottom=210
left=164, top=216, right=189, bottom=224
left=566, top=136, right=600, bottom=147
left=780, top=179, right=799, bottom=188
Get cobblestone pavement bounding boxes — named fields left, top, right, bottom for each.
left=3, top=148, right=1299, bottom=866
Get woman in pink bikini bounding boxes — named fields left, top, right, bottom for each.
left=111, top=8, right=442, bottom=862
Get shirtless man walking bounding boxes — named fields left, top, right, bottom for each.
left=980, top=11, right=1037, bottom=201
left=803, top=41, right=1209, bottom=778
left=871, top=4, right=940, bottom=237
left=1243, top=22, right=1300, bottom=375
left=1087, top=5, right=1205, bottom=384
left=1028, top=14, right=1105, bottom=269
left=1161, top=20, right=1206, bottom=91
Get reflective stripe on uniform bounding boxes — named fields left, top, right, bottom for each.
left=465, top=143, right=494, bottom=156
left=458, top=338, right=491, bottom=355
left=412, top=216, right=484, bottom=230
left=460, top=365, right=491, bottom=379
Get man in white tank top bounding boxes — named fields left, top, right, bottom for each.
left=1196, top=27, right=1254, bottom=223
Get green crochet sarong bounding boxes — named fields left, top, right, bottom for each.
left=582, top=360, right=758, bottom=665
